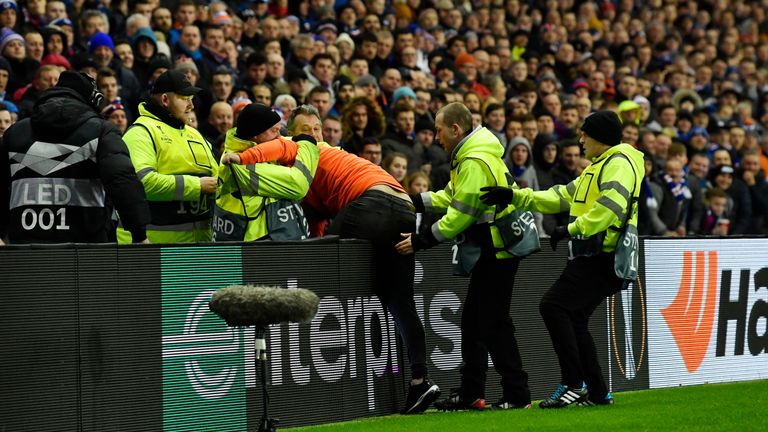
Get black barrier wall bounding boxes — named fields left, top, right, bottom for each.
left=0, top=240, right=649, bottom=431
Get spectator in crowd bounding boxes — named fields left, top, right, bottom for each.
left=738, top=153, right=768, bottom=234
left=652, top=158, right=693, bottom=237
left=341, top=95, right=385, bottom=154
left=551, top=139, right=581, bottom=186
left=382, top=151, right=408, bottom=186
left=304, top=53, right=336, bottom=103
left=24, top=31, right=44, bottom=63
left=699, top=188, right=732, bottom=236
left=210, top=67, right=234, bottom=103
left=306, top=85, right=332, bottom=119
left=102, top=98, right=128, bottom=135
left=16, top=63, right=58, bottom=118
left=240, top=52, right=267, bottom=88
left=96, top=67, right=120, bottom=103
left=131, top=27, right=159, bottom=85
left=708, top=164, right=752, bottom=235
left=89, top=31, right=141, bottom=116
left=2, top=27, right=38, bottom=96
left=483, top=102, right=506, bottom=148
left=358, top=137, right=383, bottom=166
left=382, top=102, right=421, bottom=171
left=556, top=102, right=579, bottom=139
left=0, top=71, right=149, bottom=244
left=265, top=52, right=288, bottom=95
left=118, top=69, right=218, bottom=243
left=531, top=133, right=560, bottom=234
left=405, top=170, right=432, bottom=234
left=44, top=0, right=67, bottom=23
left=200, top=101, right=233, bottom=157
left=273, top=93, right=296, bottom=129
left=330, top=75, right=354, bottom=116
left=321, top=114, right=342, bottom=147
left=251, top=83, right=271, bottom=106
left=0, top=100, right=12, bottom=136
left=622, top=122, right=640, bottom=147
left=505, top=136, right=538, bottom=190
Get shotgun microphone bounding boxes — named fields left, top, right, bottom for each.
left=209, top=285, right=320, bottom=328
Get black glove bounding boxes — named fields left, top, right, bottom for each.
left=411, top=227, right=440, bottom=251
left=479, top=186, right=514, bottom=206
left=410, top=193, right=425, bottom=213
left=292, top=134, right=317, bottom=145
left=549, top=225, right=570, bottom=251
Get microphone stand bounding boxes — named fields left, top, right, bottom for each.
left=255, top=327, right=278, bottom=432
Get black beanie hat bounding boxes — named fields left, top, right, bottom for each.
left=236, top=103, right=281, bottom=139
left=56, top=70, right=103, bottom=110
left=580, top=110, right=623, bottom=146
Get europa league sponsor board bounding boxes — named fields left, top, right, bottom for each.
left=645, top=239, right=768, bottom=388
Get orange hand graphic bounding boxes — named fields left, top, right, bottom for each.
left=661, top=251, right=718, bottom=373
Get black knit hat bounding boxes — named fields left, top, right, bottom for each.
left=415, top=117, right=434, bottom=133
left=236, top=103, right=281, bottom=139
left=580, top=110, right=623, bottom=146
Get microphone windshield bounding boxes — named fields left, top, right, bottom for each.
left=209, top=285, right=320, bottom=327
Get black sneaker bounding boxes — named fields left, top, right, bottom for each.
left=434, top=390, right=486, bottom=411
left=401, top=378, right=441, bottom=414
left=578, top=392, right=614, bottom=406
left=492, top=399, right=532, bottom=410
left=539, top=384, right=589, bottom=409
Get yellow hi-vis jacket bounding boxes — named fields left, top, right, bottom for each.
left=215, top=129, right=319, bottom=241
left=117, top=102, right=219, bottom=243
left=512, top=143, right=644, bottom=254
left=422, top=126, right=523, bottom=259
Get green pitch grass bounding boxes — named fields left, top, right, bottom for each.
left=286, top=380, right=767, bottom=431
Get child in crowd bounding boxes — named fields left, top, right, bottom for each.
left=699, top=188, right=731, bottom=236
left=383, top=152, right=408, bottom=186
left=405, top=171, right=432, bottom=234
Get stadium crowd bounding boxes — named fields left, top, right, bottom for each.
left=0, top=0, right=767, bottom=238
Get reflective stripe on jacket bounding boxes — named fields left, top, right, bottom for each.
left=422, top=126, right=523, bottom=259
left=215, top=129, right=319, bottom=241
left=117, top=102, right=219, bottom=243
left=512, top=143, right=644, bottom=253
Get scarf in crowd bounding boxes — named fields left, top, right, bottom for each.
left=644, top=178, right=658, bottom=209
left=512, top=165, right=526, bottom=179
left=663, top=172, right=692, bottom=202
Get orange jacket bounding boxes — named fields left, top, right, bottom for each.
left=238, top=137, right=404, bottom=235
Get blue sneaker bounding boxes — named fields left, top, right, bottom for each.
left=539, top=383, right=589, bottom=409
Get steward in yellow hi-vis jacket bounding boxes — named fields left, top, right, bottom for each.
left=117, top=70, right=218, bottom=243
left=481, top=110, right=644, bottom=409
left=214, top=104, right=319, bottom=241
left=396, top=102, right=532, bottom=411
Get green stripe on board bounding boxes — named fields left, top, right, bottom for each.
left=160, top=246, right=246, bottom=432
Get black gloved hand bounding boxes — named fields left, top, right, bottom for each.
left=410, top=193, right=425, bottom=213
left=411, top=228, right=439, bottom=251
left=549, top=225, right=570, bottom=251
left=292, top=134, right=317, bottom=145
left=479, top=186, right=514, bottom=206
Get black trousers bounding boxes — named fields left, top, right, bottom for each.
left=539, top=253, right=623, bottom=400
left=327, top=190, right=427, bottom=379
left=460, top=246, right=530, bottom=404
